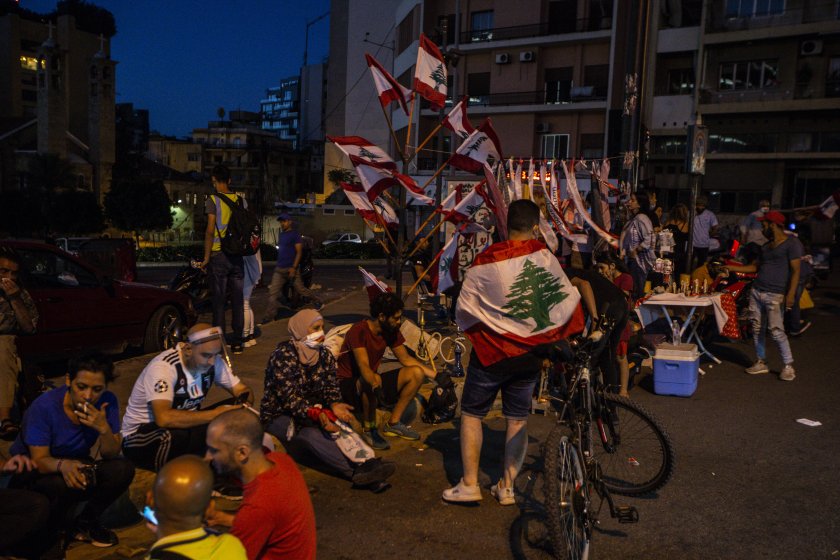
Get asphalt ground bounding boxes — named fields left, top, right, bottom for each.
left=5, top=262, right=840, bottom=559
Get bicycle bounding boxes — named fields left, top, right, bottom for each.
left=542, top=319, right=675, bottom=559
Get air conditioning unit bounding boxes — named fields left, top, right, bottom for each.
left=520, top=51, right=535, bottom=63
left=495, top=53, right=510, bottom=64
left=800, top=39, right=823, bottom=56
left=535, top=122, right=551, bottom=133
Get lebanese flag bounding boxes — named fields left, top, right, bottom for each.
left=435, top=232, right=460, bottom=294
left=365, top=53, right=413, bottom=115
left=327, top=136, right=397, bottom=170
left=818, top=190, right=840, bottom=219
left=372, top=196, right=398, bottom=227
left=340, top=182, right=396, bottom=229
left=392, top=171, right=436, bottom=206
left=482, top=165, right=508, bottom=240
left=448, top=119, right=503, bottom=174
left=443, top=181, right=491, bottom=224
left=349, top=156, right=398, bottom=200
left=559, top=161, right=619, bottom=248
left=442, top=97, right=475, bottom=140
left=414, top=33, right=447, bottom=110
left=359, top=266, right=391, bottom=303
left=456, top=239, right=585, bottom=366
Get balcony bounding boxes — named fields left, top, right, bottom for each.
left=466, top=87, right=607, bottom=108
left=700, top=87, right=793, bottom=104
left=650, top=131, right=840, bottom=157
left=705, top=2, right=840, bottom=34
left=458, top=17, right=612, bottom=45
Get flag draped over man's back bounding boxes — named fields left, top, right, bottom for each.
left=414, top=33, right=447, bottom=110
left=456, top=240, right=584, bottom=366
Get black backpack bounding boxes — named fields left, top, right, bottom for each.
left=422, top=373, right=458, bottom=424
left=214, top=193, right=261, bottom=256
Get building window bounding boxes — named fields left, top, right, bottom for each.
left=667, top=68, right=695, bottom=94
left=541, top=134, right=570, bottom=159
left=718, top=60, right=779, bottom=90
left=467, top=72, right=491, bottom=104
left=437, top=14, right=457, bottom=44
left=344, top=209, right=356, bottom=216
left=323, top=208, right=335, bottom=215
left=725, top=0, right=784, bottom=17
left=588, top=0, right=613, bottom=30
left=548, top=0, right=578, bottom=34
left=469, top=10, right=494, bottom=42
left=545, top=67, right=574, bottom=103
left=827, top=58, right=840, bottom=97
left=188, top=152, right=200, bottom=162
left=397, top=6, right=419, bottom=53
left=579, top=134, right=604, bottom=159
left=19, top=55, right=40, bottom=71
left=582, top=64, right=609, bottom=98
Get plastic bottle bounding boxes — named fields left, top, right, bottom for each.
left=671, top=319, right=681, bottom=345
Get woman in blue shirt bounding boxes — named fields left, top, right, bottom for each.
left=10, top=354, right=135, bottom=549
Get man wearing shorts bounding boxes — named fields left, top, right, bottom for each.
left=336, top=292, right=433, bottom=450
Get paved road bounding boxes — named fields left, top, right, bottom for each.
left=24, top=263, right=840, bottom=559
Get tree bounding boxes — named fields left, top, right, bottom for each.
left=104, top=177, right=173, bottom=241
left=48, top=190, right=105, bottom=235
left=217, top=107, right=226, bottom=120
left=502, top=259, right=569, bottom=331
left=327, top=168, right=355, bottom=188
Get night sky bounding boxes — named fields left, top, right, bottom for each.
left=22, top=0, right=331, bottom=137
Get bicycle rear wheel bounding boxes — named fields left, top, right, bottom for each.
left=595, top=394, right=675, bottom=496
left=544, top=427, right=590, bottom=560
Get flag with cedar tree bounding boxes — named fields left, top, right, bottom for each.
left=327, top=135, right=397, bottom=170
left=414, top=33, right=447, bottom=110
left=456, top=239, right=584, bottom=366
left=365, top=53, right=413, bottom=115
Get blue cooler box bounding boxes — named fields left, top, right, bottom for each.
left=653, top=343, right=699, bottom=397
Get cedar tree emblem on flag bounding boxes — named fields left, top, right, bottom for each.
left=502, top=260, right=569, bottom=331
left=414, top=33, right=447, bottom=110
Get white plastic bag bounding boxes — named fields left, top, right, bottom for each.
left=332, top=420, right=375, bottom=464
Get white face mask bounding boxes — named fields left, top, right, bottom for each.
left=303, top=330, right=325, bottom=349
left=760, top=206, right=770, bottom=214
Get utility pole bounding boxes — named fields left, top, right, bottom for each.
left=303, top=11, right=329, bottom=68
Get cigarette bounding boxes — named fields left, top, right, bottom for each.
left=83, top=402, right=88, bottom=414
left=242, top=403, right=259, bottom=417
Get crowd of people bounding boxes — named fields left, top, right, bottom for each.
left=0, top=177, right=825, bottom=558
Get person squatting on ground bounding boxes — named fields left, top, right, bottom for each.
left=262, top=212, right=322, bottom=324
left=335, top=292, right=435, bottom=450
left=204, top=408, right=317, bottom=560
left=121, top=324, right=254, bottom=472
left=145, top=455, right=247, bottom=560
left=443, top=200, right=584, bottom=505
left=0, top=246, right=38, bottom=440
left=9, top=354, right=135, bottom=548
left=201, top=164, right=246, bottom=354
left=260, top=309, right=396, bottom=491
left=725, top=211, right=801, bottom=381
left=0, top=454, right=51, bottom=558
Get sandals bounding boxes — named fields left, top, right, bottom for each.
left=0, top=418, right=19, bottom=441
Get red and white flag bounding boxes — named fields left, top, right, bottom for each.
left=365, top=53, right=413, bottom=116
left=327, top=136, right=397, bottom=170
left=456, top=240, right=584, bottom=366
left=482, top=165, right=508, bottom=240
left=448, top=119, right=503, bottom=175
left=392, top=171, right=436, bottom=206
left=372, top=196, right=398, bottom=227
left=359, top=266, right=391, bottom=303
left=593, top=158, right=612, bottom=228
left=435, top=232, right=461, bottom=295
left=443, top=181, right=491, bottom=224
left=414, top=33, right=447, bottom=111
left=350, top=156, right=399, bottom=200
left=340, top=182, right=397, bottom=228
left=559, top=162, right=619, bottom=248
left=818, top=190, right=840, bottom=219
left=442, top=97, right=475, bottom=141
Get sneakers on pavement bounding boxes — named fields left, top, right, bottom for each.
left=74, top=520, right=118, bottom=548
left=230, top=343, right=244, bottom=355
left=745, top=360, right=769, bottom=375
left=442, top=478, right=482, bottom=503
left=382, top=420, right=420, bottom=440
left=362, top=428, right=390, bottom=450
left=490, top=481, right=515, bottom=506
left=243, top=335, right=257, bottom=348
left=780, top=364, right=796, bottom=381
left=351, top=457, right=396, bottom=486
left=790, top=321, right=812, bottom=337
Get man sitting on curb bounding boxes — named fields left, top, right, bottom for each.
left=146, top=455, right=247, bottom=560
left=204, top=409, right=316, bottom=560
left=335, top=292, right=434, bottom=450
left=122, top=324, right=253, bottom=472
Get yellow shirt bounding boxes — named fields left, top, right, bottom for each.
left=147, top=527, right=247, bottom=560
left=207, top=192, right=240, bottom=253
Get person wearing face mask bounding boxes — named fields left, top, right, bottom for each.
left=260, top=309, right=396, bottom=491
left=738, top=199, right=771, bottom=263
left=336, top=292, right=435, bottom=450
left=725, top=211, right=801, bottom=381
left=8, top=354, right=134, bottom=549
left=121, top=323, right=253, bottom=473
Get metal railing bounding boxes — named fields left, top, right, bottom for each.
left=705, top=0, right=840, bottom=33
left=466, top=87, right=607, bottom=108
left=459, top=17, right=612, bottom=44
left=650, top=131, right=840, bottom=156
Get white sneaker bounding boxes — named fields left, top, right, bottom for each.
left=442, top=479, right=482, bottom=502
left=243, top=336, right=257, bottom=348
left=745, top=360, right=769, bottom=375
left=490, top=481, right=515, bottom=506
left=780, top=364, right=796, bottom=381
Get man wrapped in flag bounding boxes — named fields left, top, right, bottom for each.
left=442, top=200, right=584, bottom=505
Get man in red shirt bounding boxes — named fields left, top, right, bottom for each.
left=335, top=292, right=433, bottom=450
left=204, top=409, right=316, bottom=560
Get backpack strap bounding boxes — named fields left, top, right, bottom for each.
left=212, top=192, right=241, bottom=241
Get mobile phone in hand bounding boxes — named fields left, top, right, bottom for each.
left=141, top=505, right=158, bottom=525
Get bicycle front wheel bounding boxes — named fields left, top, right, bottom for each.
left=544, top=428, right=590, bottom=560
left=594, top=394, right=675, bottom=496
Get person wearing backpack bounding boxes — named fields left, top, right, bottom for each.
left=201, top=165, right=247, bottom=354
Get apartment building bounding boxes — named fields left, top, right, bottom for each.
left=643, top=0, right=840, bottom=215
left=261, top=76, right=301, bottom=148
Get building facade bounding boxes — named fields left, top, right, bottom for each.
left=261, top=76, right=301, bottom=148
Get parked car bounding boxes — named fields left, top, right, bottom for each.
left=1, top=240, right=196, bottom=364
left=321, top=232, right=362, bottom=246
left=55, top=237, right=137, bottom=282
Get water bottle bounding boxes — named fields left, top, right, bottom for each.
left=671, top=319, right=681, bottom=345
left=450, top=341, right=465, bottom=378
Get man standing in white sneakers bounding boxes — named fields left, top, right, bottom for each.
left=442, top=200, right=584, bottom=505
left=726, top=211, right=800, bottom=381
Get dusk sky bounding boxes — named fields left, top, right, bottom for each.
left=23, top=0, right=331, bottom=137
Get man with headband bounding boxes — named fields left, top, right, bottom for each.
left=121, top=324, right=254, bottom=472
